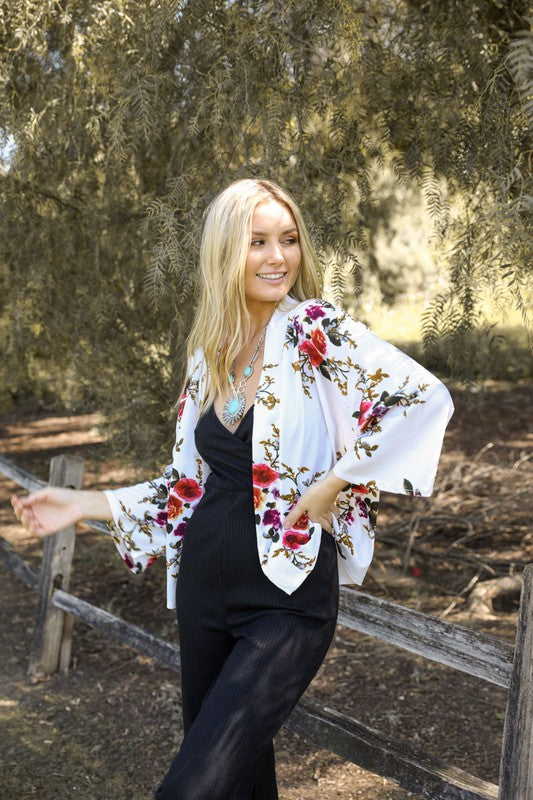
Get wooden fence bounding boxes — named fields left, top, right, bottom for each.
left=1, top=452, right=531, bottom=800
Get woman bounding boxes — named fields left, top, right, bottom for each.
left=11, top=178, right=454, bottom=799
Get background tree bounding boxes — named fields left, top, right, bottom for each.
left=0, top=0, right=530, bottom=464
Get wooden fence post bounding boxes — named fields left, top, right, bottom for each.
left=27, top=454, right=84, bottom=677
left=498, top=564, right=533, bottom=800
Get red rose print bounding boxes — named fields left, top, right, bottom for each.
left=253, top=486, right=263, bottom=509
left=311, top=327, right=326, bottom=353
left=351, top=483, right=369, bottom=495
left=299, top=327, right=327, bottom=367
left=282, top=530, right=310, bottom=550
left=146, top=556, right=158, bottom=568
left=293, top=511, right=309, bottom=530
left=167, top=494, right=183, bottom=519
left=252, top=463, right=279, bottom=487
left=173, top=478, right=202, bottom=501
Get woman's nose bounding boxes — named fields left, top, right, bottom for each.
left=267, top=243, right=284, bottom=264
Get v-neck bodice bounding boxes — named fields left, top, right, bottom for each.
left=194, top=402, right=254, bottom=492
left=211, top=402, right=254, bottom=438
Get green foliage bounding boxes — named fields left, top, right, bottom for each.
left=0, top=1, right=531, bottom=463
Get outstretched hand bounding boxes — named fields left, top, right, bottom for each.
left=282, top=479, right=339, bottom=535
left=11, top=487, right=83, bottom=538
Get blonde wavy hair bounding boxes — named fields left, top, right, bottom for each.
left=177, top=178, right=323, bottom=416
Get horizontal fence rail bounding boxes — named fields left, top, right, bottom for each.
left=0, top=530, right=513, bottom=688
left=289, top=701, right=499, bottom=800
left=338, top=589, right=514, bottom=688
left=52, top=590, right=182, bottom=673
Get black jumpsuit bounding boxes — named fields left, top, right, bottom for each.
left=155, top=401, right=339, bottom=800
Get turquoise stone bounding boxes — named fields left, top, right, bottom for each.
left=243, top=365, right=253, bottom=377
left=228, top=397, right=240, bottom=414
left=229, top=372, right=235, bottom=383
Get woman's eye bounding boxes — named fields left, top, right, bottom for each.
left=284, top=237, right=298, bottom=245
left=251, top=239, right=264, bottom=247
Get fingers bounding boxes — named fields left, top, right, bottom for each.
left=19, top=487, right=50, bottom=506
left=11, top=494, right=45, bottom=536
left=11, top=489, right=48, bottom=514
left=283, top=502, right=338, bottom=535
left=283, top=502, right=305, bottom=531
left=11, top=494, right=23, bottom=522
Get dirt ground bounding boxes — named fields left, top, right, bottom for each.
left=0, top=382, right=531, bottom=800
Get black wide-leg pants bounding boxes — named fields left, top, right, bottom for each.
left=155, top=403, right=339, bottom=800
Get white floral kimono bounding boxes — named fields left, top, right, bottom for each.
left=104, top=295, right=454, bottom=609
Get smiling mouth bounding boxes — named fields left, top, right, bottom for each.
left=256, top=272, right=287, bottom=281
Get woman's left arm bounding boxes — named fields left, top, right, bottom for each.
left=283, top=301, right=454, bottom=530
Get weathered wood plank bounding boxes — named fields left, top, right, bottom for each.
left=52, top=590, right=181, bottom=672
left=0, top=453, right=45, bottom=493
left=498, top=564, right=533, bottom=800
left=0, top=535, right=39, bottom=588
left=28, top=455, right=84, bottom=677
left=288, top=700, right=499, bottom=800
left=338, top=587, right=513, bottom=688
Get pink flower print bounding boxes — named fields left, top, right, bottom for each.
left=174, top=522, right=187, bottom=539
left=177, top=385, right=188, bottom=421
left=358, top=401, right=389, bottom=432
left=282, top=530, right=311, bottom=550
left=154, top=510, right=168, bottom=526
left=123, top=552, right=135, bottom=569
left=358, top=401, right=373, bottom=430
left=263, top=509, right=282, bottom=529
left=305, top=304, right=326, bottom=320
left=355, top=498, right=369, bottom=518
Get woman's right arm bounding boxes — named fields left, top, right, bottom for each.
left=11, top=352, right=199, bottom=571
left=11, top=487, right=113, bottom=538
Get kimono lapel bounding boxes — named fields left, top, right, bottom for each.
left=252, top=297, right=326, bottom=592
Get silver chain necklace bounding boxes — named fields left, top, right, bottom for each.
left=222, top=323, right=268, bottom=425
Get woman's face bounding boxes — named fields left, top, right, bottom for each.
left=244, top=198, right=301, bottom=312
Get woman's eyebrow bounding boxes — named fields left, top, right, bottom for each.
left=251, top=227, right=298, bottom=236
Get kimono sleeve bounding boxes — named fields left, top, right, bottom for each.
left=103, top=465, right=175, bottom=573
left=102, top=363, right=192, bottom=574
left=299, top=301, right=454, bottom=497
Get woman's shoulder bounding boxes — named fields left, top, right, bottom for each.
left=291, top=297, right=367, bottom=332
left=187, top=346, right=206, bottom=378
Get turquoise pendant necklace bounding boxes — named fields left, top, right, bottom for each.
left=222, top=323, right=268, bottom=425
